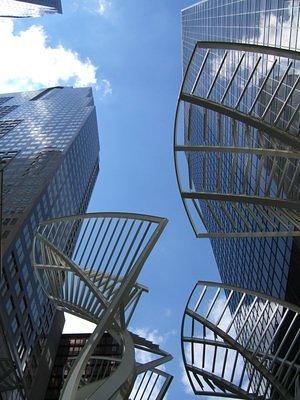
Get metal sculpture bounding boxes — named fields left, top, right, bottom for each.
left=33, top=212, right=172, bottom=400
left=181, top=281, right=300, bottom=399
left=174, top=41, right=300, bottom=238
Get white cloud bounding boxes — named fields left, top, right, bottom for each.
left=133, top=327, right=165, bottom=346
left=133, top=327, right=166, bottom=368
left=0, top=19, right=112, bottom=95
left=99, top=78, right=112, bottom=96
left=181, top=361, right=194, bottom=395
left=72, top=0, right=113, bottom=18
left=96, top=0, right=112, bottom=16
left=164, top=308, right=171, bottom=318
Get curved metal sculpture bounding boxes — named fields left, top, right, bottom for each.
left=181, top=281, right=300, bottom=399
left=33, top=212, right=172, bottom=400
left=174, top=41, right=300, bottom=238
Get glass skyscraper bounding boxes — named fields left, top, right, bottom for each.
left=0, top=0, right=62, bottom=18
left=180, top=0, right=300, bottom=305
left=0, top=87, right=99, bottom=400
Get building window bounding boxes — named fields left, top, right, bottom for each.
left=2, top=230, right=10, bottom=239
left=0, top=105, right=18, bottom=118
left=22, top=263, right=29, bottom=282
left=19, top=297, right=27, bottom=314
left=16, top=334, right=26, bottom=360
left=0, top=119, right=22, bottom=139
left=14, top=280, right=22, bottom=297
left=7, top=253, right=18, bottom=278
left=25, top=315, right=33, bottom=338
left=15, top=239, right=24, bottom=263
left=31, top=300, right=38, bottom=322
left=5, top=297, right=13, bottom=315
left=0, top=271, right=8, bottom=297
left=26, top=281, right=33, bottom=299
left=11, top=315, right=19, bottom=334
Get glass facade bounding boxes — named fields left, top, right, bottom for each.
left=0, top=87, right=99, bottom=400
left=181, top=0, right=300, bottom=305
left=0, top=0, right=62, bottom=18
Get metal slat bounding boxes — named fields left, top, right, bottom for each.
left=261, top=61, right=293, bottom=120
left=220, top=53, right=246, bottom=104
left=191, top=49, right=211, bottom=94
left=206, top=51, right=228, bottom=99
left=234, top=56, right=262, bottom=110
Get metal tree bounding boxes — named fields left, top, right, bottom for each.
left=181, top=281, right=300, bottom=399
left=33, top=212, right=172, bottom=400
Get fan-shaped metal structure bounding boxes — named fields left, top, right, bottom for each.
left=174, top=41, right=300, bottom=238
left=181, top=281, right=300, bottom=399
left=33, top=212, right=172, bottom=400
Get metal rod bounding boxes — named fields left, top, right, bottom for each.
left=261, top=61, right=293, bottom=120
left=180, top=92, right=300, bottom=149
left=248, top=59, right=278, bottom=114
left=206, top=51, right=228, bottom=99
left=181, top=191, right=300, bottom=210
left=175, top=144, right=300, bottom=158
left=284, top=102, right=300, bottom=131
left=234, top=56, right=262, bottom=109
left=274, top=74, right=300, bottom=125
left=220, top=53, right=246, bottom=104
left=191, top=49, right=210, bottom=94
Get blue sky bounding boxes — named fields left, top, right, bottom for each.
left=4, top=1, right=221, bottom=398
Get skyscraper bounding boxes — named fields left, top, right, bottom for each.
left=0, top=86, right=99, bottom=400
left=176, top=0, right=300, bottom=304
left=0, top=0, right=62, bottom=18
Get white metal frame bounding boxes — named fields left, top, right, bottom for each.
left=181, top=281, right=300, bottom=399
left=32, top=212, right=172, bottom=400
left=174, top=41, right=300, bottom=238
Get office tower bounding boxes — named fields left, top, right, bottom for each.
left=33, top=212, right=173, bottom=400
left=175, top=0, right=300, bottom=304
left=0, top=87, right=99, bottom=400
left=175, top=1, right=300, bottom=398
left=0, top=0, right=62, bottom=18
